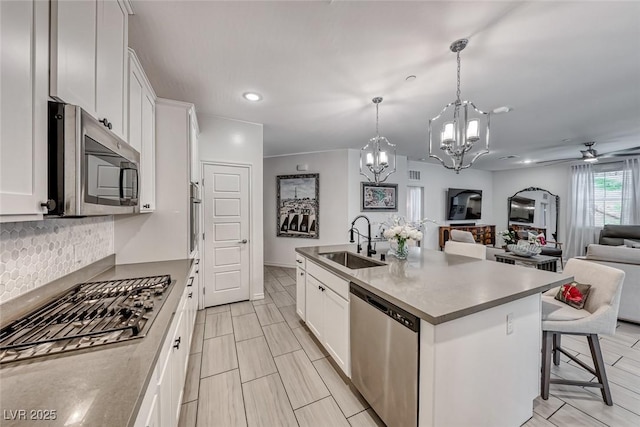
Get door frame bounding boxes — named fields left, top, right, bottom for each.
left=200, top=161, right=255, bottom=308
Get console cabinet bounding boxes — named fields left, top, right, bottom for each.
left=439, top=225, right=496, bottom=249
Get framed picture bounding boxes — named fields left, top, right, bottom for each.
left=277, top=174, right=319, bottom=238
left=361, top=182, right=398, bottom=211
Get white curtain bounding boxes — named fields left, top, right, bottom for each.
left=566, top=163, right=599, bottom=258
left=406, top=186, right=423, bottom=224
left=621, top=157, right=640, bottom=224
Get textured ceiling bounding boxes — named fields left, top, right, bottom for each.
left=129, top=0, right=640, bottom=170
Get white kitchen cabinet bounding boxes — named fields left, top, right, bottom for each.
left=189, top=108, right=200, bottom=183
left=296, top=266, right=306, bottom=320
left=51, top=0, right=132, bottom=141
left=305, top=263, right=350, bottom=376
left=0, top=0, right=49, bottom=222
left=128, top=49, right=157, bottom=212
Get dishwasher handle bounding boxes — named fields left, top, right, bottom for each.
left=366, top=295, right=389, bottom=314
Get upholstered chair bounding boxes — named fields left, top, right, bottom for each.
left=450, top=229, right=476, bottom=243
left=541, top=258, right=625, bottom=405
left=444, top=241, right=486, bottom=260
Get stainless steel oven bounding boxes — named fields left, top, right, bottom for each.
left=190, top=182, right=201, bottom=256
left=45, top=101, right=140, bottom=216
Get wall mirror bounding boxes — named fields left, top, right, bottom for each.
left=508, top=187, right=559, bottom=240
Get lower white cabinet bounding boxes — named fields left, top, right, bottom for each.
left=305, top=268, right=350, bottom=377
left=296, top=266, right=306, bottom=320
left=135, top=266, right=198, bottom=427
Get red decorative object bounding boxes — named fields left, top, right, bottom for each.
left=561, top=284, right=584, bottom=303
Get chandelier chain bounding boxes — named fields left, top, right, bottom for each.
left=456, top=51, right=461, bottom=103
left=375, top=102, right=379, bottom=136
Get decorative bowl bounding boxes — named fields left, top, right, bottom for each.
left=507, top=243, right=542, bottom=257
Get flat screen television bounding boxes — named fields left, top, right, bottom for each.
left=446, top=188, right=482, bottom=220
left=509, top=196, right=535, bottom=223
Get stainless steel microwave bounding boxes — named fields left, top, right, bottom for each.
left=46, top=102, right=140, bottom=216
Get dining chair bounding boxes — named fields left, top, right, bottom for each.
left=444, top=241, right=486, bottom=260
left=540, top=258, right=625, bottom=405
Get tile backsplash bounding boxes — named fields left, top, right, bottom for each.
left=0, top=216, right=114, bottom=303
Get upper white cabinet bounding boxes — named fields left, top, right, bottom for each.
left=189, top=109, right=200, bottom=183
left=0, top=0, right=49, bottom=221
left=128, top=49, right=157, bottom=212
left=50, top=0, right=132, bottom=142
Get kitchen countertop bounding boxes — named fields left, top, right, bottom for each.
left=296, top=244, right=573, bottom=324
left=0, top=258, right=193, bottom=427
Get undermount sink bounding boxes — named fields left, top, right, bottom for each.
left=319, top=251, right=386, bottom=269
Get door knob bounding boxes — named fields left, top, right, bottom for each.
left=238, top=239, right=248, bottom=244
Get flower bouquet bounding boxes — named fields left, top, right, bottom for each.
left=499, top=229, right=518, bottom=247
left=381, top=216, right=434, bottom=260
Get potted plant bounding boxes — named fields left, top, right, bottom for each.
left=499, top=229, right=518, bottom=250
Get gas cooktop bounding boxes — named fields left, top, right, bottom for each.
left=0, top=275, right=172, bottom=363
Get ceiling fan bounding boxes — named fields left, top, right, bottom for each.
left=536, top=142, right=640, bottom=165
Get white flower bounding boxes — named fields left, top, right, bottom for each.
left=400, top=230, right=408, bottom=239
left=416, top=231, right=423, bottom=241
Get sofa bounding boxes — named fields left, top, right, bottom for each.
left=598, top=224, right=640, bottom=246
left=577, top=244, right=640, bottom=324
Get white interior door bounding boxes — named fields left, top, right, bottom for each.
left=203, top=164, right=250, bottom=307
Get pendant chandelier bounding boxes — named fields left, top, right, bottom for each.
left=360, top=97, right=396, bottom=183
left=428, top=39, right=490, bottom=174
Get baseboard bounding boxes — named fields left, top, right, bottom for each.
left=252, top=293, right=265, bottom=301
left=264, top=262, right=296, bottom=269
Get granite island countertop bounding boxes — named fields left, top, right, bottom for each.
left=0, top=258, right=193, bottom=427
left=296, top=244, right=573, bottom=324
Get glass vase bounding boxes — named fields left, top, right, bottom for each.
left=389, top=239, right=409, bottom=260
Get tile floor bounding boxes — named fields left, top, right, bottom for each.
left=179, top=265, right=640, bottom=427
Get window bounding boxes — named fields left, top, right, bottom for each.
left=593, top=168, right=623, bottom=227
left=406, top=186, right=423, bottom=224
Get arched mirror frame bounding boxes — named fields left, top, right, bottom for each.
left=508, top=187, right=560, bottom=240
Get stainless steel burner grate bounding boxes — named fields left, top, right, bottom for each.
left=0, top=275, right=172, bottom=363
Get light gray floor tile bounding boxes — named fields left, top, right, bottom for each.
left=295, top=396, right=349, bottom=427
left=255, top=303, right=285, bottom=326
left=603, top=332, right=639, bottom=348
left=230, top=301, right=255, bottom=317
left=206, top=304, right=230, bottom=315
left=201, top=334, right=238, bottom=378
left=243, top=373, right=298, bottom=427
left=195, top=310, right=205, bottom=324
left=204, top=311, right=233, bottom=339
left=271, top=268, right=290, bottom=278
left=562, top=335, right=621, bottom=365
left=584, top=379, right=640, bottom=416
left=271, top=291, right=295, bottom=308
left=265, top=280, right=285, bottom=294
left=178, top=400, right=197, bottom=427
left=236, top=336, right=278, bottom=383
left=575, top=353, right=640, bottom=393
left=347, top=408, right=386, bottom=427
left=615, top=354, right=640, bottom=376
left=284, top=284, right=297, bottom=300
left=314, top=357, right=368, bottom=417
left=521, top=413, right=557, bottom=427
left=190, top=322, right=204, bottom=354
left=276, top=275, right=295, bottom=287
left=617, top=322, right=640, bottom=340
left=279, top=305, right=304, bottom=330
left=252, top=292, right=273, bottom=307
left=293, top=326, right=328, bottom=361
left=548, top=403, right=606, bottom=426
left=533, top=395, right=564, bottom=419
left=600, top=337, right=640, bottom=363
left=196, top=370, right=247, bottom=427
left=275, top=350, right=330, bottom=409
left=232, top=312, right=263, bottom=342
left=263, top=322, right=301, bottom=357
left=182, top=352, right=202, bottom=403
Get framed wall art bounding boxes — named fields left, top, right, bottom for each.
left=361, top=182, right=398, bottom=211
left=277, top=173, right=319, bottom=238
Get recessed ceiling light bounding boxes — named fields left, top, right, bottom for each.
left=243, top=92, right=262, bottom=102
left=562, top=138, right=572, bottom=142
left=492, top=106, right=513, bottom=114
left=523, top=159, right=533, bottom=164
left=405, top=75, right=417, bottom=82
left=498, top=155, right=520, bottom=160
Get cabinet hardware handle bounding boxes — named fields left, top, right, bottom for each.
left=296, top=260, right=302, bottom=264
left=187, top=277, right=194, bottom=287
left=196, top=270, right=199, bottom=274
left=173, top=337, right=181, bottom=350
left=195, top=259, right=200, bottom=265
left=188, top=292, right=193, bottom=298
left=99, top=118, right=112, bottom=129
left=41, top=199, right=56, bottom=211
left=300, top=272, right=304, bottom=276
left=238, top=239, right=248, bottom=244
left=143, top=204, right=150, bottom=209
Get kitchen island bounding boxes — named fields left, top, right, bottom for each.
left=295, top=244, right=573, bottom=427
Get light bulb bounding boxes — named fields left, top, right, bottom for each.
left=466, top=119, right=479, bottom=143
left=366, top=153, right=374, bottom=166
left=441, top=122, right=455, bottom=146
left=379, top=151, right=388, bottom=166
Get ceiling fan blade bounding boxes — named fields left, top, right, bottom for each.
left=598, top=146, right=640, bottom=158
left=535, top=158, right=577, bottom=165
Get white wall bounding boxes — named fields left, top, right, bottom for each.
left=404, top=160, right=495, bottom=250
left=264, top=150, right=349, bottom=267
left=492, top=164, right=570, bottom=245
left=198, top=114, right=264, bottom=299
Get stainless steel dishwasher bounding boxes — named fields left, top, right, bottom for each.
left=350, top=283, right=420, bottom=427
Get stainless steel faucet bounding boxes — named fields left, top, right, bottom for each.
left=350, top=215, right=377, bottom=257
